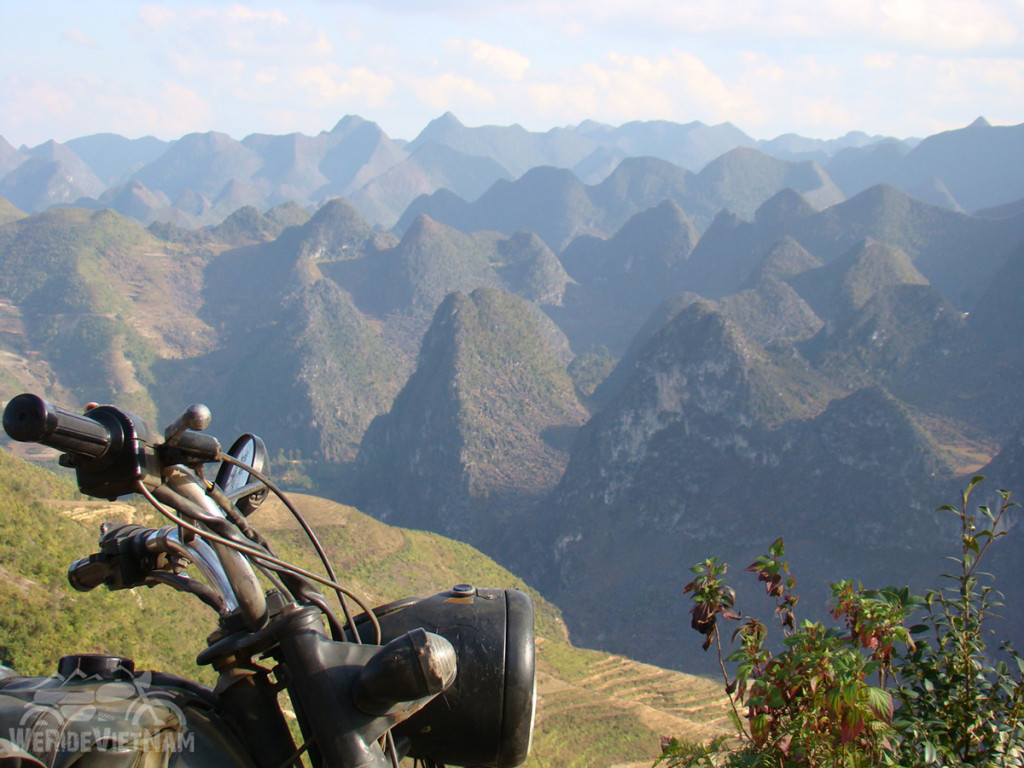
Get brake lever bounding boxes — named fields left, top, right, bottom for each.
left=160, top=403, right=221, bottom=467
left=164, top=403, right=211, bottom=444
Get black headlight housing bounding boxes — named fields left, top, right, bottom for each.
left=355, top=586, right=536, bottom=768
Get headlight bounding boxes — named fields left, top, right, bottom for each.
left=358, top=586, right=536, bottom=768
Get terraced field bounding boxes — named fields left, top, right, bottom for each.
left=531, top=638, right=730, bottom=767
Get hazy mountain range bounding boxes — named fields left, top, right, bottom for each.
left=3, top=115, right=1024, bottom=230
left=2, top=115, right=1024, bottom=677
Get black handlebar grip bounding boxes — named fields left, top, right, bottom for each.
left=3, top=394, right=119, bottom=460
left=67, top=555, right=114, bottom=592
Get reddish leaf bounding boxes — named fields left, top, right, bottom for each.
left=750, top=713, right=770, bottom=747
left=840, top=710, right=865, bottom=744
left=690, top=603, right=715, bottom=633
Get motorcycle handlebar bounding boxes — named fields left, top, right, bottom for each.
left=66, top=523, right=241, bottom=615
left=67, top=554, right=116, bottom=592
left=3, top=394, right=120, bottom=460
left=66, top=523, right=157, bottom=593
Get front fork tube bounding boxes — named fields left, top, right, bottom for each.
left=215, top=662, right=298, bottom=768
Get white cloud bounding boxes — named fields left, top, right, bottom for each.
left=1, top=77, right=76, bottom=133
left=527, top=81, right=597, bottom=116
left=153, top=84, right=214, bottom=135
left=904, top=54, right=1024, bottom=108
left=738, top=50, right=1024, bottom=137
left=221, top=5, right=289, bottom=26
left=363, top=0, right=1022, bottom=52
left=877, top=0, right=1018, bottom=49
left=411, top=72, right=495, bottom=111
left=0, top=73, right=212, bottom=143
left=138, top=4, right=179, bottom=31
left=254, top=68, right=279, bottom=86
left=3, top=0, right=1021, bottom=146
left=790, top=99, right=856, bottom=134
left=467, top=40, right=530, bottom=80
left=62, top=29, right=98, bottom=47
left=525, top=50, right=754, bottom=127
left=140, top=4, right=333, bottom=72
left=297, top=65, right=395, bottom=109
left=124, top=4, right=372, bottom=134
left=507, top=41, right=1022, bottom=139
left=863, top=52, right=900, bottom=70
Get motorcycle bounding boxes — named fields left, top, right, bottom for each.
left=0, top=393, right=536, bottom=768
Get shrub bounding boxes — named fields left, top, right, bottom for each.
left=890, top=478, right=1024, bottom=766
left=657, top=477, right=1024, bottom=767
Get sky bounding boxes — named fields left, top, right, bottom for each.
left=1, top=0, right=1023, bottom=148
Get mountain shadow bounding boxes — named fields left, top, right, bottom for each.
left=165, top=200, right=405, bottom=462
left=680, top=188, right=820, bottom=298
left=549, top=199, right=700, bottom=354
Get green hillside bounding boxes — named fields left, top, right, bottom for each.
left=0, top=197, right=25, bottom=227
left=0, top=207, right=217, bottom=418
left=0, top=448, right=210, bottom=676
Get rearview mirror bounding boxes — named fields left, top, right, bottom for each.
left=215, top=434, right=269, bottom=516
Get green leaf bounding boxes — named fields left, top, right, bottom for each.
left=841, top=683, right=859, bottom=707
left=865, top=686, right=893, bottom=720
left=924, top=741, right=937, bottom=764
left=750, top=713, right=769, bottom=746
left=727, top=708, right=745, bottom=735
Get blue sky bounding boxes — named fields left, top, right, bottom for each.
left=2, top=0, right=1022, bottom=147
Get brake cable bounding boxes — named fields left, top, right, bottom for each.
left=134, top=480, right=382, bottom=645
left=217, top=454, right=363, bottom=640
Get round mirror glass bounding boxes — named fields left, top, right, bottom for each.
left=214, top=433, right=269, bottom=516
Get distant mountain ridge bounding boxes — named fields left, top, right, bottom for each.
left=396, top=149, right=843, bottom=250
left=683, top=183, right=1024, bottom=308
left=827, top=118, right=1024, bottom=212
left=3, top=115, right=1022, bottom=231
